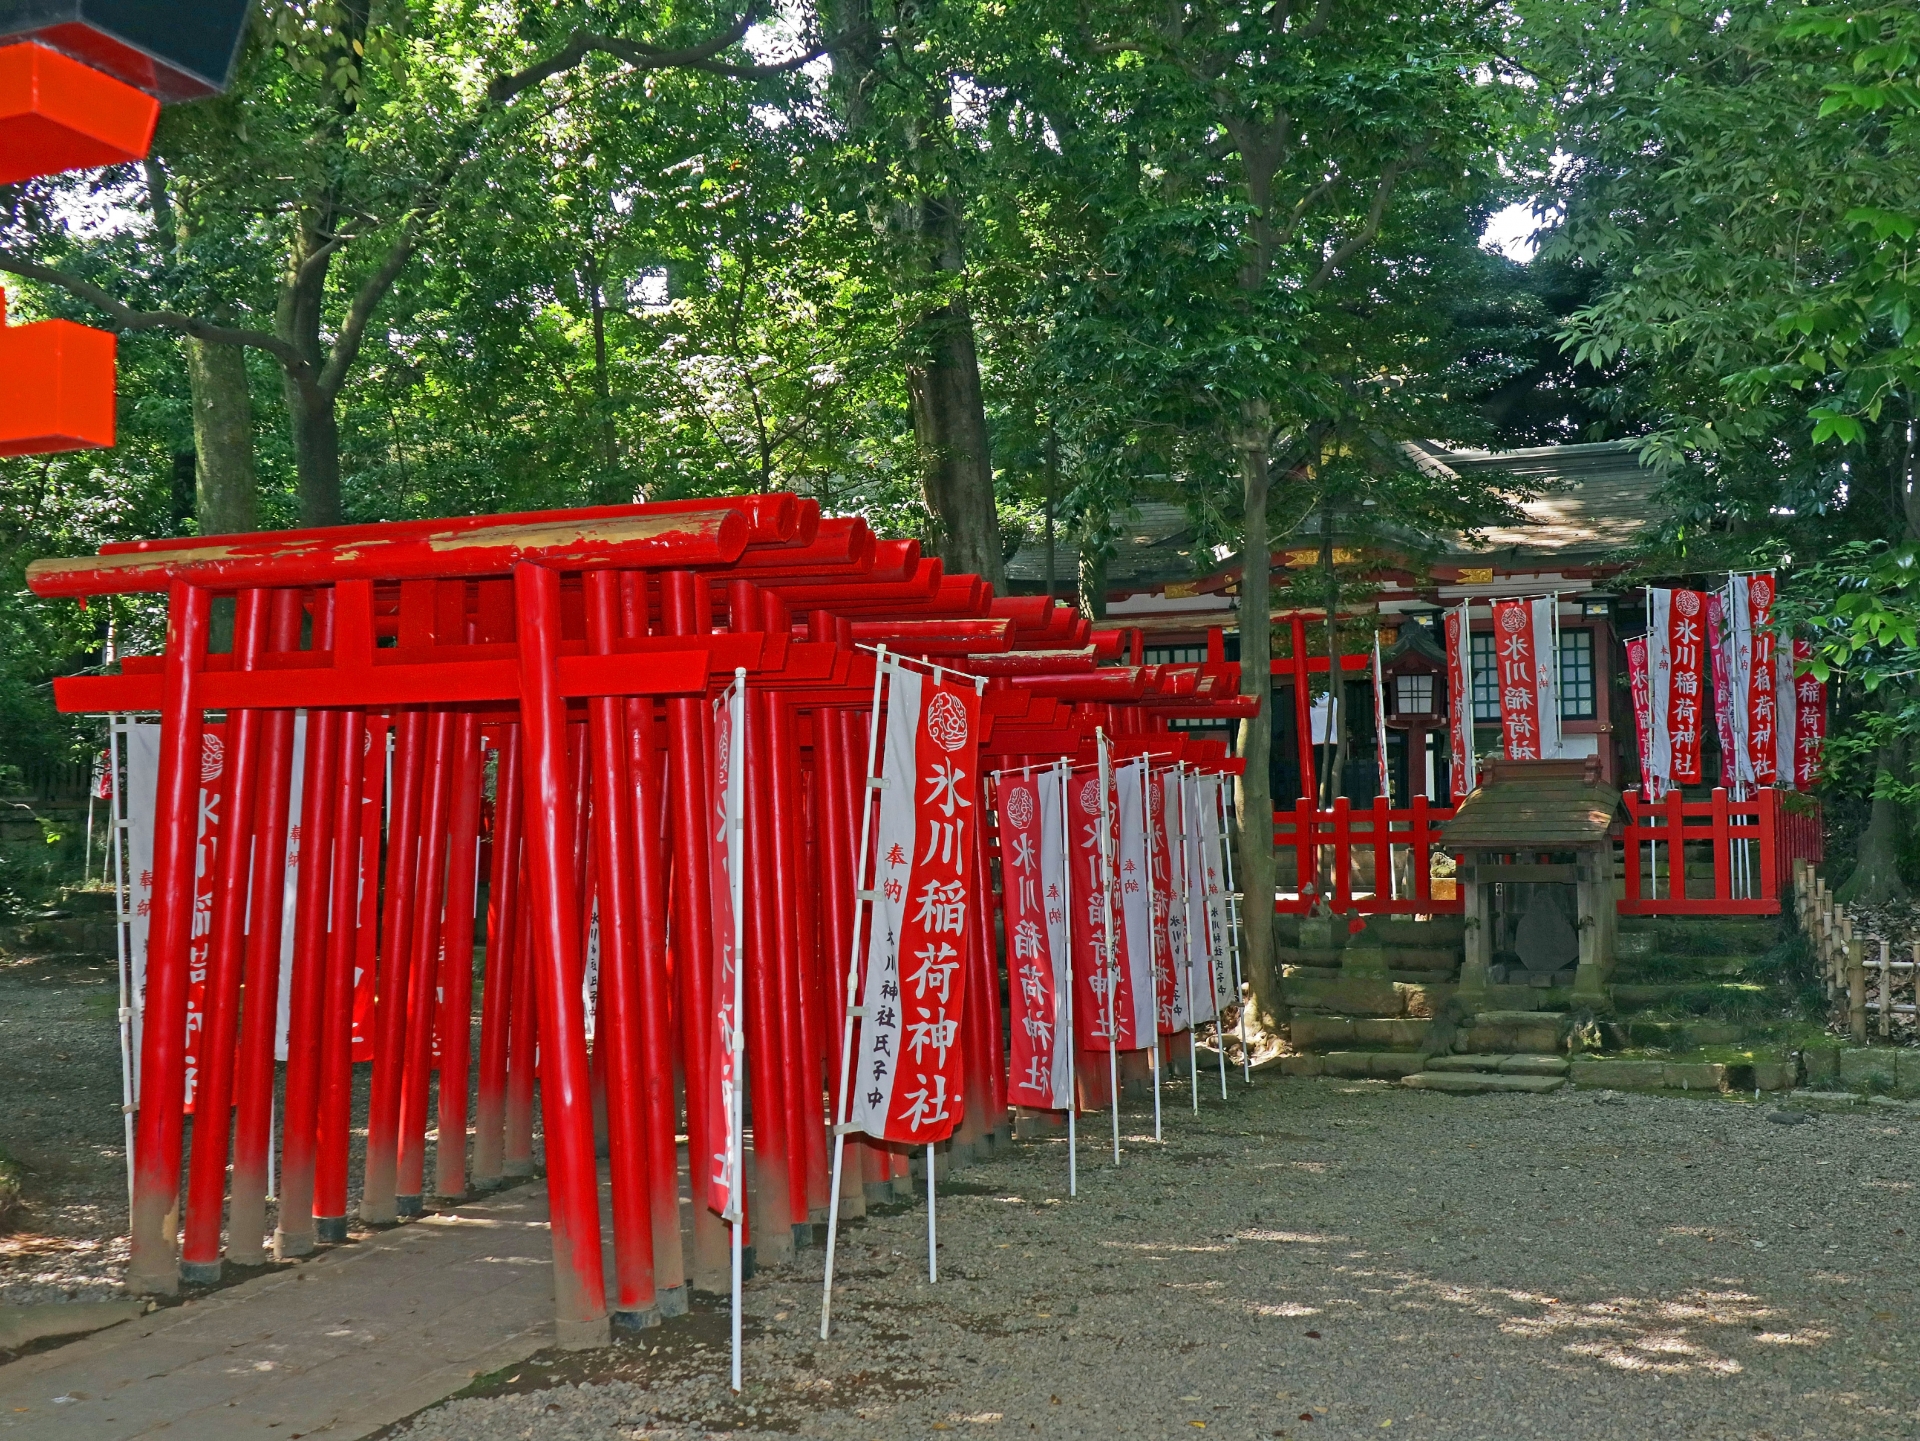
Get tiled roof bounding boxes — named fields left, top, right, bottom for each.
left=1407, top=440, right=1667, bottom=558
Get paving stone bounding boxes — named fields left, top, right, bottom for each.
left=1289, top=1016, right=1355, bottom=1050
left=1568, top=1058, right=1666, bottom=1090
left=1367, top=1053, right=1426, bottom=1079
left=1752, top=1060, right=1797, bottom=1092
left=1353, top=1018, right=1429, bottom=1048
left=1802, top=1046, right=1842, bottom=1084
left=1663, top=1061, right=1727, bottom=1092
left=1322, top=1052, right=1376, bottom=1078
left=1839, top=1048, right=1899, bottom=1093
left=1423, top=1054, right=1508, bottom=1073
left=1401, top=1072, right=1566, bottom=1095
left=0, top=1182, right=566, bottom=1441
left=1281, top=976, right=1407, bottom=1017
left=1898, top=1049, right=1920, bottom=1097
left=1498, top=1054, right=1570, bottom=1077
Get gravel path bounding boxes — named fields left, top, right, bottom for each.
left=389, top=1076, right=1919, bottom=1441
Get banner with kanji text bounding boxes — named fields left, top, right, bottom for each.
left=997, top=766, right=1071, bottom=1110
left=849, top=661, right=983, bottom=1142
left=705, top=674, right=747, bottom=1218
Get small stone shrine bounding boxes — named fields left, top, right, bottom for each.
left=1441, top=757, right=1624, bottom=1003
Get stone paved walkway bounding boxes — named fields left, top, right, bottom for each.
left=0, top=1183, right=559, bottom=1440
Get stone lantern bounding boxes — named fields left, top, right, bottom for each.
left=1439, top=756, right=1624, bottom=1005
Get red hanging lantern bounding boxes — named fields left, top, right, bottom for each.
left=0, top=41, right=159, bottom=185
left=0, top=291, right=116, bottom=456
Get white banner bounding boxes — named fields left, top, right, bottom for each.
left=1038, top=762, right=1074, bottom=1108
left=708, top=673, right=747, bottom=1221
left=1113, top=757, right=1157, bottom=1045
left=1160, top=768, right=1191, bottom=1032
left=1179, top=769, right=1218, bottom=1026
left=1199, top=775, right=1235, bottom=1013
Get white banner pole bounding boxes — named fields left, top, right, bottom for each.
left=1057, top=761, right=1078, bottom=1197
left=109, top=715, right=135, bottom=1205
left=728, top=672, right=748, bottom=1393
left=820, top=653, right=889, bottom=1341
left=1096, top=729, right=1121, bottom=1165
left=1180, top=766, right=1199, bottom=1112
left=1143, top=762, right=1162, bottom=1143
left=1217, top=775, right=1251, bottom=1083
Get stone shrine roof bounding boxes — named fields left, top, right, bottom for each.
left=1441, top=758, right=1624, bottom=850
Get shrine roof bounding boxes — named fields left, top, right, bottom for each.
left=1440, top=759, right=1624, bottom=849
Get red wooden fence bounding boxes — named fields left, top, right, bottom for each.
left=1271, top=788, right=1824, bottom=919
left=1272, top=795, right=1463, bottom=916
left=1619, top=788, right=1822, bottom=916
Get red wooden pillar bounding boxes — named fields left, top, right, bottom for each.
left=179, top=590, right=269, bottom=1280
left=730, top=580, right=795, bottom=1263
left=659, top=570, right=730, bottom=1288
left=313, top=707, right=367, bottom=1243
left=512, top=561, right=609, bottom=1348
left=812, top=701, right=866, bottom=1217
left=397, top=710, right=456, bottom=1213
left=472, top=726, right=523, bottom=1189
left=362, top=708, right=427, bottom=1224
left=434, top=711, right=485, bottom=1202
left=620, top=572, right=689, bottom=1311
left=128, top=581, right=210, bottom=1293
left=582, top=570, right=660, bottom=1326
left=766, top=685, right=826, bottom=1227
left=1290, top=615, right=1314, bottom=802
left=274, top=695, right=339, bottom=1258
left=227, top=589, right=303, bottom=1264
left=502, top=854, right=537, bottom=1178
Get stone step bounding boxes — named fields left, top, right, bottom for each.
left=1354, top=915, right=1466, bottom=946
left=1279, top=974, right=1450, bottom=1018
left=1568, top=1057, right=1736, bottom=1092
left=1460, top=1010, right=1566, bottom=1055
left=1610, top=953, right=1767, bottom=982
left=1279, top=1051, right=1425, bottom=1080
left=1601, top=1016, right=1748, bottom=1049
left=1616, top=917, right=1781, bottom=954
left=1608, top=981, right=1769, bottom=1009
left=1402, top=1071, right=1566, bottom=1095
left=1289, top=1015, right=1430, bottom=1051
left=1424, top=1053, right=1569, bottom=1077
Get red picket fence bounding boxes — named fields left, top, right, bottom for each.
left=1273, top=795, right=1463, bottom=915
left=1619, top=787, right=1823, bottom=916
left=1272, top=787, right=1824, bottom=920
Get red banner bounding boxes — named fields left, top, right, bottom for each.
left=351, top=715, right=388, bottom=1063
left=182, top=725, right=228, bottom=1112
left=1707, top=593, right=1735, bottom=786
left=706, top=677, right=746, bottom=1218
left=850, top=664, right=983, bottom=1142
left=1069, top=767, right=1137, bottom=1052
left=1149, top=769, right=1180, bottom=1033
left=997, top=770, right=1066, bottom=1108
left=1666, top=589, right=1707, bottom=783
left=1792, top=638, right=1826, bottom=787
left=1746, top=576, right=1778, bottom=784
left=1491, top=599, right=1541, bottom=760
left=1444, top=605, right=1473, bottom=798
left=1626, top=637, right=1656, bottom=801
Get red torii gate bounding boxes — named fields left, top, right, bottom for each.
left=30, top=495, right=1258, bottom=1348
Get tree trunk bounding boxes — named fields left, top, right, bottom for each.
left=1840, top=731, right=1909, bottom=906
left=286, top=377, right=343, bottom=528
left=905, top=198, right=1003, bottom=587
left=1233, top=400, right=1279, bottom=1025
left=186, top=336, right=257, bottom=535
left=1077, top=536, right=1107, bottom=621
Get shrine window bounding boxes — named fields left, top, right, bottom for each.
left=1470, top=633, right=1499, bottom=720
left=1559, top=628, right=1596, bottom=719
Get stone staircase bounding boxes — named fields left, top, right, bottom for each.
left=1278, top=909, right=1809, bottom=1096
left=1, top=884, right=117, bottom=957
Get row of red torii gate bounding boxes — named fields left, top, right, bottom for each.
left=29, top=496, right=1255, bottom=1350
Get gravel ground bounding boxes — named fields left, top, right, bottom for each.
left=388, top=1075, right=1918, bottom=1441
left=0, top=942, right=532, bottom=1309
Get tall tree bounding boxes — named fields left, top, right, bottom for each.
left=1005, top=0, right=1524, bottom=1014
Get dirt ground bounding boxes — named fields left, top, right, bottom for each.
left=386, top=1076, right=1919, bottom=1441
left=3, top=945, right=1917, bottom=1440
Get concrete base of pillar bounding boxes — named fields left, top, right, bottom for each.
left=179, top=1260, right=222, bottom=1285
left=553, top=1315, right=610, bottom=1351
left=656, top=1284, right=688, bottom=1318
left=611, top=1306, right=661, bottom=1331
left=314, top=1216, right=349, bottom=1244
left=273, top=1227, right=316, bottom=1259
left=395, top=1194, right=424, bottom=1218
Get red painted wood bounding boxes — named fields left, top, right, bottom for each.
left=0, top=42, right=158, bottom=184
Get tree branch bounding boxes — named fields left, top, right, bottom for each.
left=1304, top=142, right=1430, bottom=292
left=0, top=249, right=317, bottom=385
left=486, top=5, right=827, bottom=107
